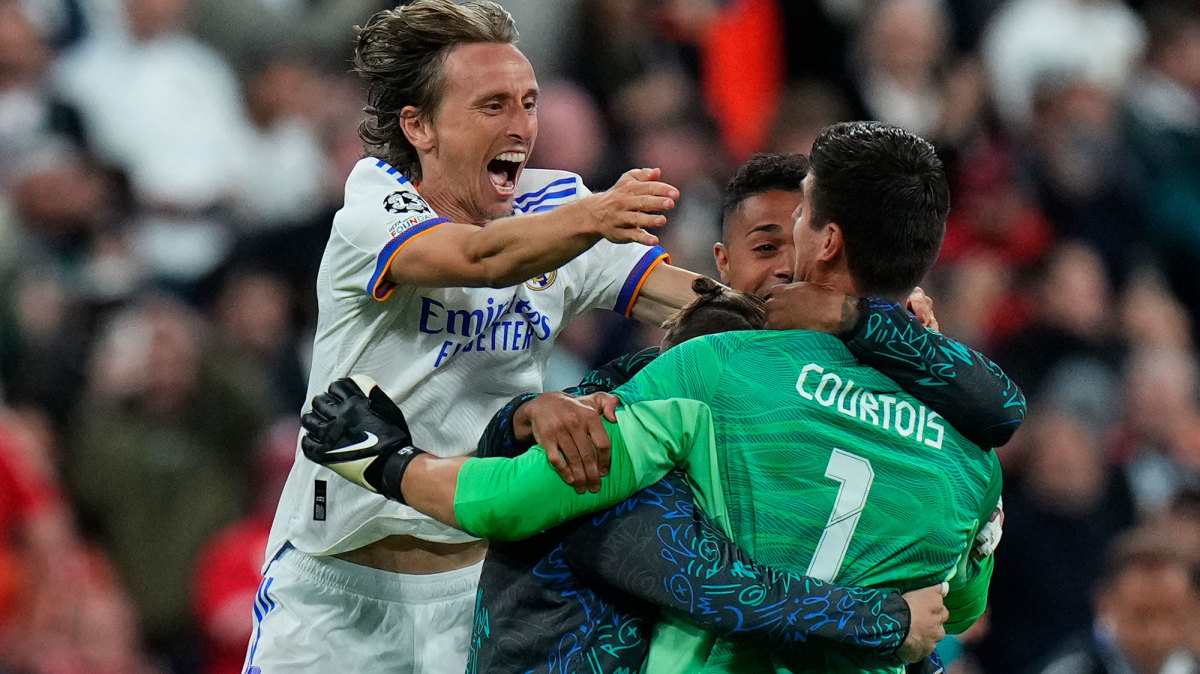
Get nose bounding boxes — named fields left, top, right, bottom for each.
left=774, top=257, right=793, bottom=282
left=509, top=108, right=536, bottom=144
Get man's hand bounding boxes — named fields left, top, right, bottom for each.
left=516, top=391, right=618, bottom=493
left=906, top=287, right=939, bottom=331
left=300, top=375, right=425, bottom=503
left=764, top=282, right=857, bottom=334
left=579, top=168, right=679, bottom=247
left=896, top=583, right=949, bottom=663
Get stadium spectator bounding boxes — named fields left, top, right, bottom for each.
left=208, top=268, right=307, bottom=416
left=1033, top=524, right=1200, bottom=674
left=981, top=0, right=1146, bottom=128
left=53, top=0, right=255, bottom=286
left=1118, top=269, right=1193, bottom=352
left=1108, top=347, right=1200, bottom=514
left=192, top=420, right=296, bottom=674
left=0, top=407, right=155, bottom=674
left=849, top=0, right=953, bottom=139
left=70, top=296, right=267, bottom=670
left=934, top=139, right=1054, bottom=346
left=992, top=241, right=1120, bottom=396
left=1025, top=75, right=1147, bottom=286
left=977, top=407, right=1137, bottom=674
left=188, top=0, right=392, bottom=73
left=1123, top=1, right=1200, bottom=338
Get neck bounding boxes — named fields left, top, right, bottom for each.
left=805, top=266, right=856, bottom=297
left=415, top=180, right=490, bottom=226
left=806, top=266, right=907, bottom=304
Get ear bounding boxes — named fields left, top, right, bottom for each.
left=400, top=105, right=436, bottom=153
left=816, top=222, right=844, bottom=263
left=714, top=242, right=730, bottom=283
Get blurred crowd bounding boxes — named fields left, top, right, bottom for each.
left=0, top=0, right=1198, bottom=672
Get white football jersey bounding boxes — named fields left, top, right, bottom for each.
left=265, top=158, right=669, bottom=563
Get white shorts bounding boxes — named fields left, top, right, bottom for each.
left=243, top=545, right=482, bottom=674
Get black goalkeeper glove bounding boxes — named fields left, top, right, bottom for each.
left=300, top=374, right=426, bottom=504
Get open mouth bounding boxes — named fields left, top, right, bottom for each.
left=487, top=151, right=526, bottom=196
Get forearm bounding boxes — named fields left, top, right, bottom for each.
left=944, top=465, right=1003, bottom=633
left=565, top=473, right=910, bottom=659
left=629, top=264, right=707, bottom=325
left=454, top=420, right=669, bottom=540
left=464, top=202, right=603, bottom=286
left=845, top=299, right=1026, bottom=447
left=398, top=455, right=470, bottom=528
left=476, top=349, right=656, bottom=459
left=389, top=203, right=601, bottom=288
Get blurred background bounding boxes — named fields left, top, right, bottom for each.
left=0, top=0, right=1198, bottom=672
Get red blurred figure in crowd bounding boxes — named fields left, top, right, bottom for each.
left=192, top=421, right=298, bottom=674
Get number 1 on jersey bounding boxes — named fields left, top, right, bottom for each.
left=806, top=449, right=875, bottom=582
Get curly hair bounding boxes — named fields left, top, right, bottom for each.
left=660, top=277, right=767, bottom=351
left=721, top=153, right=810, bottom=231
left=354, top=1, right=518, bottom=180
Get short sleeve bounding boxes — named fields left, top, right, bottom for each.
left=328, top=159, right=450, bottom=301
left=560, top=240, right=670, bottom=319
left=538, top=176, right=669, bottom=318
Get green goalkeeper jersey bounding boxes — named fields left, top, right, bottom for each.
left=453, top=330, right=1002, bottom=674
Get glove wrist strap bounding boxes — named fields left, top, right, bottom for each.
left=374, top=446, right=427, bottom=504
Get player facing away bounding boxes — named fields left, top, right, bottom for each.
left=246, top=1, right=727, bottom=672
left=304, top=123, right=1005, bottom=673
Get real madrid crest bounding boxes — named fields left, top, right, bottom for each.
left=525, top=271, right=556, bottom=291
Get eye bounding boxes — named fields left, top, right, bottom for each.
left=753, top=244, right=777, bottom=254
left=483, top=102, right=504, bottom=113
left=523, top=99, right=537, bottom=111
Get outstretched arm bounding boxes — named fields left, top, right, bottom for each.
left=387, top=168, right=678, bottom=288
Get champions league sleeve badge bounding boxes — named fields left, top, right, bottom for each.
left=383, top=190, right=431, bottom=215
left=384, top=190, right=438, bottom=237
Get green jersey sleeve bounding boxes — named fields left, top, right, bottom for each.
left=453, top=398, right=719, bottom=540
left=944, top=450, right=1004, bottom=633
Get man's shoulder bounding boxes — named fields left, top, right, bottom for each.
left=334, top=158, right=440, bottom=241
left=512, top=169, right=584, bottom=214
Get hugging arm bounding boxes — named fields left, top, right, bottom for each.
left=844, top=299, right=1026, bottom=448
left=562, top=471, right=915, bottom=661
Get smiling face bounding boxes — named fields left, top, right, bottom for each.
left=415, top=42, right=538, bottom=223
left=714, top=190, right=799, bottom=297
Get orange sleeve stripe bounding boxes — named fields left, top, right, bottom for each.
left=370, top=220, right=448, bottom=301
left=623, top=252, right=671, bottom=318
